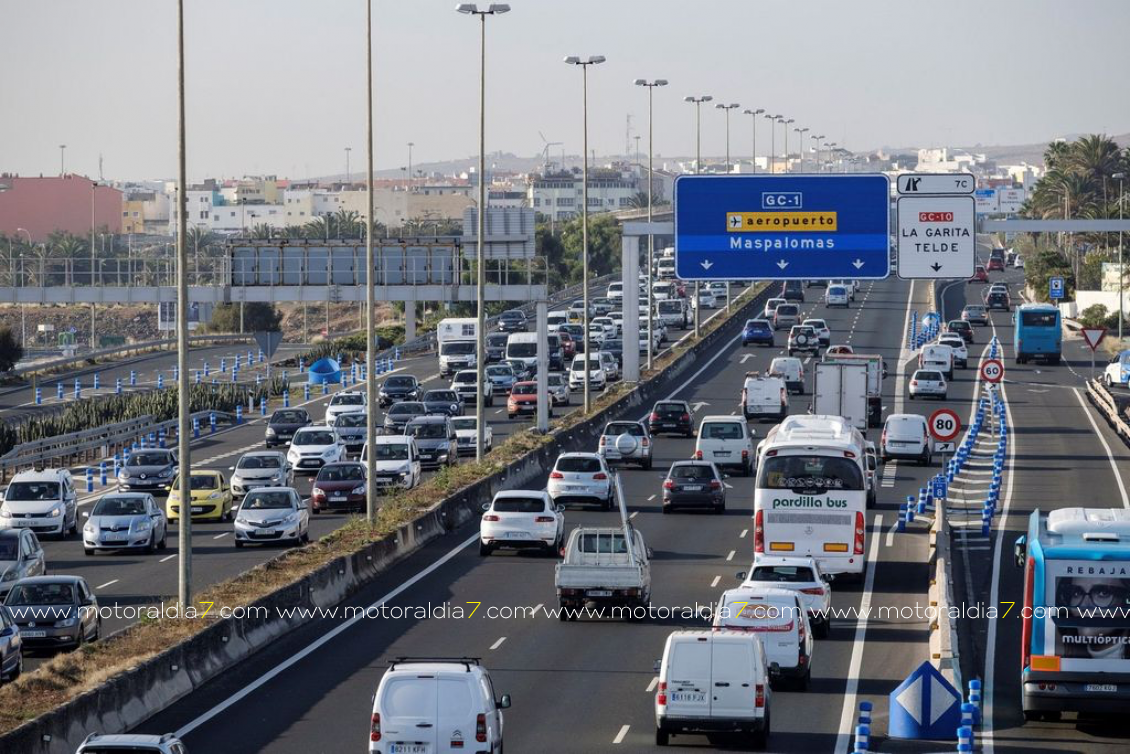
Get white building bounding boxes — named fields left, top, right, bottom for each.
left=528, top=169, right=639, bottom=221
left=915, top=147, right=985, bottom=173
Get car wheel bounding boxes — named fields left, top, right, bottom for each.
left=814, top=618, right=830, bottom=639
left=1106, top=374, right=1114, bottom=388
left=656, top=728, right=669, bottom=747
left=479, top=541, right=493, bottom=557
left=301, top=529, right=310, bottom=545
left=145, top=531, right=156, bottom=554
left=751, top=709, right=770, bottom=749
left=604, top=494, right=614, bottom=511
left=643, top=457, right=652, bottom=471
left=84, top=547, right=94, bottom=557
left=312, top=505, right=321, bottom=515
left=662, top=505, right=671, bottom=515
left=715, top=502, right=726, bottom=514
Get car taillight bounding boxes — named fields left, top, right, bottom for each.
left=881, top=430, right=887, bottom=446
left=657, top=681, right=668, bottom=706
left=694, top=450, right=703, bottom=460
left=642, top=438, right=650, bottom=447
left=593, top=472, right=608, bottom=480
left=370, top=713, right=381, bottom=742
left=680, top=413, right=691, bottom=422
left=476, top=713, right=487, bottom=743
left=800, top=586, right=825, bottom=596
left=854, top=511, right=865, bottom=555
left=910, top=380, right=918, bottom=386
left=599, top=436, right=606, bottom=446
left=663, top=480, right=674, bottom=490
left=754, top=510, right=764, bottom=553
left=742, top=449, right=749, bottom=459
left=755, top=683, right=765, bottom=708
left=650, top=412, right=661, bottom=422
left=550, top=471, right=564, bottom=479
left=535, top=516, right=555, bottom=523
left=709, top=480, right=722, bottom=490
left=483, top=514, right=500, bottom=522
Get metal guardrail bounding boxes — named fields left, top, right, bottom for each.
left=1087, top=378, right=1130, bottom=444
left=11, top=334, right=258, bottom=378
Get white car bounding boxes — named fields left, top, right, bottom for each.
left=763, top=297, right=787, bottom=320
left=233, top=487, right=309, bottom=548
left=937, top=333, right=969, bottom=368
left=479, top=490, right=564, bottom=556
left=547, top=452, right=614, bottom=509
left=546, top=372, right=572, bottom=405
left=695, top=415, right=755, bottom=476
left=324, top=391, right=366, bottom=424
left=230, top=450, right=293, bottom=498
left=705, top=281, right=729, bottom=300
left=569, top=354, right=607, bottom=391
left=592, top=316, right=619, bottom=339
left=802, top=318, right=831, bottom=347
left=829, top=279, right=857, bottom=300
left=908, top=369, right=948, bottom=400
left=587, top=323, right=608, bottom=346
left=607, top=281, right=624, bottom=301
left=742, top=555, right=832, bottom=638
left=361, top=436, right=423, bottom=491
left=286, top=426, right=345, bottom=474
left=0, top=468, right=78, bottom=538
left=692, top=289, right=718, bottom=310
left=919, top=344, right=955, bottom=380
left=714, top=587, right=815, bottom=690
left=452, top=416, right=493, bottom=456
left=824, top=285, right=850, bottom=308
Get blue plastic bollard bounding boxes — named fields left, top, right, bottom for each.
left=35, top=387, right=42, bottom=405
left=157, top=373, right=164, bottom=390
left=247, top=350, right=253, bottom=364
left=395, top=347, right=401, bottom=361
left=99, top=461, right=107, bottom=487
left=74, top=379, right=81, bottom=399
left=957, top=724, right=973, bottom=753
left=258, top=349, right=264, bottom=363
left=898, top=503, right=908, bottom=532
left=57, top=382, right=64, bottom=400
left=93, top=373, right=100, bottom=390
left=858, top=700, right=873, bottom=727
left=961, top=702, right=976, bottom=730
left=193, top=417, right=200, bottom=438
left=204, top=361, right=210, bottom=377
left=906, top=495, right=916, bottom=523
left=131, top=370, right=137, bottom=386
left=304, top=384, right=310, bottom=401
left=221, top=357, right=228, bottom=372
left=969, top=680, right=982, bottom=724
left=116, top=377, right=122, bottom=395
left=322, top=381, right=328, bottom=395
left=854, top=724, right=870, bottom=754
left=196, top=370, right=202, bottom=384
left=260, top=397, right=267, bottom=416
left=982, top=508, right=992, bottom=536
left=235, top=354, right=241, bottom=370
left=283, top=389, right=291, bottom=408
left=256, top=373, right=262, bottom=387
left=173, top=366, right=179, bottom=381
left=124, top=446, right=133, bottom=464
left=86, top=467, right=94, bottom=493
left=236, top=404, right=243, bottom=425
left=210, top=412, right=217, bottom=433
left=113, top=453, right=121, bottom=478
left=299, top=358, right=305, bottom=370
left=917, top=487, right=927, bottom=514
left=232, top=368, right=238, bottom=383
left=159, top=429, right=166, bottom=448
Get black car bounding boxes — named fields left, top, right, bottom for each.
left=662, top=461, right=725, bottom=513
left=383, top=401, right=427, bottom=433
left=404, top=415, right=458, bottom=469
left=378, top=375, right=422, bottom=408
left=497, top=309, right=528, bottom=333
left=422, top=389, right=464, bottom=417
left=781, top=280, right=805, bottom=302
left=648, top=400, right=694, bottom=437
left=600, top=339, right=624, bottom=367
left=265, top=409, right=312, bottom=448
left=986, top=291, right=1011, bottom=311
left=117, top=449, right=178, bottom=493
left=945, top=320, right=974, bottom=344
left=545, top=334, right=565, bottom=370
left=485, top=332, right=510, bottom=362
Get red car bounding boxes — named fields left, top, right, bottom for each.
left=507, top=381, right=547, bottom=419
left=987, top=257, right=1005, bottom=271
left=309, top=462, right=367, bottom=513
left=558, top=331, right=576, bottom=359
left=968, top=265, right=988, bottom=284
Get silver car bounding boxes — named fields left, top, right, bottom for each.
left=117, top=449, right=178, bottom=494
left=4, top=575, right=100, bottom=650
left=233, top=487, right=310, bottom=548
left=598, top=421, right=653, bottom=470
left=546, top=453, right=614, bottom=509
left=82, top=493, right=167, bottom=555
left=546, top=372, right=571, bottom=406
left=76, top=734, right=188, bottom=754
left=231, top=451, right=293, bottom=498
left=0, top=529, right=46, bottom=599
left=0, top=605, right=23, bottom=683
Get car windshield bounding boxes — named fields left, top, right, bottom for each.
left=238, top=455, right=281, bottom=469
left=605, top=423, right=644, bottom=436
left=388, top=403, right=424, bottom=416
left=487, top=334, right=509, bottom=346
left=917, top=371, right=944, bottom=381
left=965, top=306, right=984, bottom=314
left=758, top=455, right=864, bottom=491
left=408, top=422, right=447, bottom=439
left=700, top=422, right=744, bottom=440
left=440, top=342, right=475, bottom=355
left=92, top=497, right=147, bottom=516
left=603, top=340, right=623, bottom=350
left=7, top=582, right=75, bottom=606
left=751, top=566, right=817, bottom=583
left=294, top=431, right=336, bottom=445
left=556, top=456, right=602, bottom=473
left=501, top=311, right=523, bottom=320
left=746, top=320, right=769, bottom=330
left=508, top=342, right=538, bottom=357
left=829, top=286, right=846, bottom=294
left=317, top=465, right=364, bottom=482
left=374, top=443, right=409, bottom=461
left=424, top=390, right=458, bottom=403
left=777, top=305, right=798, bottom=316
left=659, top=301, right=682, bottom=312
left=332, top=394, right=363, bottom=406
left=654, top=402, right=686, bottom=414
left=385, top=377, right=415, bottom=389
left=241, top=491, right=294, bottom=510
left=5, top=481, right=61, bottom=501
left=492, top=497, right=547, bottom=513
left=670, top=464, right=716, bottom=480
left=334, top=413, right=367, bottom=428
left=512, top=383, right=536, bottom=395
left=127, top=452, right=170, bottom=467
left=452, top=372, right=476, bottom=385
left=547, top=375, right=563, bottom=386
left=486, top=366, right=513, bottom=377
left=804, top=320, right=826, bottom=329
left=176, top=474, right=218, bottom=490
left=272, top=410, right=308, bottom=424
left=451, top=418, right=476, bottom=431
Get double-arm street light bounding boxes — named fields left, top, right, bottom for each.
left=743, top=108, right=764, bottom=172
left=1115, top=172, right=1126, bottom=342
left=810, top=134, right=824, bottom=170
left=634, top=77, right=668, bottom=372
left=794, top=126, right=809, bottom=171
left=781, top=118, right=795, bottom=172
left=764, top=113, right=778, bottom=173
left=715, top=102, right=740, bottom=174
left=685, top=94, right=712, bottom=339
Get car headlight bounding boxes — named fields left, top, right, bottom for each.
left=50, top=507, right=61, bottom=518
left=398, top=471, right=410, bottom=480
left=118, top=470, right=129, bottom=480
left=323, top=448, right=338, bottom=458
left=83, top=522, right=95, bottom=534
left=0, top=506, right=10, bottom=519
left=282, top=512, right=299, bottom=526
left=56, top=617, right=78, bottom=628
left=312, top=487, right=325, bottom=498
left=135, top=519, right=151, bottom=531
left=208, top=492, right=221, bottom=500
left=159, top=468, right=173, bottom=478
left=266, top=427, right=277, bottom=436
left=1, top=570, right=16, bottom=582
left=352, top=485, right=366, bottom=495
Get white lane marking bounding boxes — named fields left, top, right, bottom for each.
left=647, top=494, right=656, bottom=501
left=532, top=603, right=544, bottom=613
left=710, top=575, right=721, bottom=588
left=1072, top=388, right=1130, bottom=508
left=646, top=677, right=659, bottom=693
left=490, top=637, right=506, bottom=650
left=885, top=524, right=896, bottom=548
left=159, top=554, right=177, bottom=563
left=723, top=482, right=734, bottom=489
left=726, top=550, right=735, bottom=561
left=629, top=511, right=639, bottom=519
left=174, top=532, right=480, bottom=738
left=213, top=532, right=230, bottom=540
left=613, top=725, right=630, bottom=745
left=739, top=528, right=748, bottom=538
left=97, top=579, right=119, bottom=590
left=833, top=513, right=884, bottom=754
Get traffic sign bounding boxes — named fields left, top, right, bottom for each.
left=889, top=661, right=963, bottom=740
left=1049, top=276, right=1065, bottom=300
left=896, top=195, right=976, bottom=279
left=673, top=174, right=891, bottom=281
left=933, top=441, right=956, bottom=454
left=1081, top=327, right=1107, bottom=351
left=932, top=475, right=949, bottom=498
left=928, top=408, right=961, bottom=442
left=980, top=359, right=1005, bottom=383
left=253, top=330, right=284, bottom=359
left=896, top=173, right=975, bottom=195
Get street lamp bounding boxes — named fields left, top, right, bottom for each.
left=59, top=145, right=66, bottom=176
left=810, top=134, right=824, bottom=171
left=460, top=3, right=511, bottom=457
left=15, top=228, right=31, bottom=287
left=743, top=108, right=764, bottom=172
left=364, top=0, right=379, bottom=519
left=174, top=0, right=193, bottom=609
left=634, top=77, right=668, bottom=372
left=781, top=118, right=795, bottom=173
left=1115, top=172, right=1126, bottom=343
left=763, top=113, right=778, bottom=173
left=344, top=146, right=352, bottom=184
left=685, top=94, right=712, bottom=340
left=407, top=141, right=415, bottom=191
left=715, top=102, right=740, bottom=174
left=793, top=127, right=809, bottom=171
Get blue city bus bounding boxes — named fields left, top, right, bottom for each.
left=1014, top=508, right=1130, bottom=720
left=1013, top=303, right=1061, bottom=364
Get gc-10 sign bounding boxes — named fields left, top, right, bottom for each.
left=896, top=195, right=976, bottom=280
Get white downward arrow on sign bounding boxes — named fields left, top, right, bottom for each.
left=776, top=260, right=789, bottom=269
left=853, top=259, right=865, bottom=269
left=701, top=260, right=714, bottom=270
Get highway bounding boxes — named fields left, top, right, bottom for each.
left=128, top=275, right=994, bottom=752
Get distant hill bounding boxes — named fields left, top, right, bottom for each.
left=875, top=132, right=1130, bottom=168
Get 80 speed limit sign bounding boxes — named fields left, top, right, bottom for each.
left=928, top=408, right=962, bottom=442
left=979, top=359, right=1005, bottom=383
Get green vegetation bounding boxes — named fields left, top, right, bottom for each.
left=0, top=326, right=23, bottom=373
left=206, top=302, right=282, bottom=333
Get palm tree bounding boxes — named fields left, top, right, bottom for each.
left=333, top=209, right=363, bottom=238
left=626, top=191, right=651, bottom=209
left=281, top=225, right=308, bottom=240
left=250, top=223, right=275, bottom=240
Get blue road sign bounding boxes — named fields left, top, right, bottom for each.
left=933, top=476, right=948, bottom=500
left=889, top=661, right=963, bottom=740
left=673, top=174, right=891, bottom=281
left=1049, top=276, right=1065, bottom=300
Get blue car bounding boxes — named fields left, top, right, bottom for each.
left=742, top=319, right=775, bottom=347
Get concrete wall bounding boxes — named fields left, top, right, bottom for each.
left=0, top=175, right=122, bottom=242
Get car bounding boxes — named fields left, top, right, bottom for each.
left=692, top=288, right=718, bottom=310
left=383, top=400, right=427, bottom=433
left=987, top=256, right=1005, bottom=271
left=706, top=281, right=729, bottom=300
left=830, top=279, right=858, bottom=300
left=802, top=318, right=831, bottom=347
left=881, top=413, right=932, bottom=465
left=648, top=400, right=695, bottom=437
left=826, top=344, right=854, bottom=356
left=369, top=658, right=510, bottom=754
left=600, top=338, right=625, bottom=367
left=772, top=303, right=800, bottom=331
left=598, top=420, right=653, bottom=469
left=82, top=493, right=167, bottom=555
left=0, top=468, right=79, bottom=539
left=452, top=416, right=493, bottom=455
left=0, top=529, right=45, bottom=598
left=824, top=284, right=850, bottom=307
left=546, top=372, right=571, bottom=406
left=4, top=575, right=100, bottom=650
left=908, top=369, right=948, bottom=400
left=968, top=265, right=989, bottom=283
left=695, top=416, right=755, bottom=476
left=1014, top=256, right=1025, bottom=269
left=546, top=310, right=570, bottom=331
left=0, top=605, right=22, bottom=683
left=945, top=319, right=974, bottom=344
left=485, top=363, right=518, bottom=395
left=547, top=452, right=614, bottom=509
left=233, top=487, right=309, bottom=547
left=919, top=343, right=955, bottom=380
left=330, top=412, right=368, bottom=453
left=769, top=356, right=806, bottom=395
left=507, top=381, right=547, bottom=419
left=231, top=450, right=292, bottom=498
left=938, top=334, right=969, bottom=368
left=587, top=322, right=608, bottom=346
left=763, top=297, right=787, bottom=320
left=986, top=289, right=1011, bottom=311
left=569, top=354, right=607, bottom=392
left=545, top=333, right=567, bottom=370
left=404, top=415, right=458, bottom=469
left=559, top=323, right=586, bottom=351
left=781, top=280, right=805, bottom=302
left=324, top=391, right=366, bottom=424
left=607, top=281, right=624, bottom=301
left=166, top=470, right=234, bottom=522
left=310, top=462, right=367, bottom=513
left=479, top=490, right=564, bottom=556
left=497, top=308, right=528, bottom=332
left=592, top=316, right=619, bottom=339
left=713, top=587, right=814, bottom=691
left=741, top=555, right=832, bottom=638
left=76, top=733, right=188, bottom=754
left=362, top=436, right=423, bottom=492
left=788, top=325, right=821, bottom=356
left=116, top=449, right=178, bottom=493
left=961, top=305, right=989, bottom=326
left=662, top=460, right=725, bottom=513
left=599, top=350, right=621, bottom=381
left=557, top=330, right=576, bottom=359
left=421, top=389, right=463, bottom=417
left=484, top=331, right=510, bottom=363
left=265, top=408, right=312, bottom=447
left=286, top=426, right=346, bottom=474
left=742, top=373, right=788, bottom=422
left=377, top=374, right=422, bottom=407
left=505, top=357, right=536, bottom=381
left=742, top=318, right=775, bottom=347
left=451, top=369, right=496, bottom=408
left=592, top=297, right=616, bottom=315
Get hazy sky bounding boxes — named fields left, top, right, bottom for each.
left=3, top=0, right=1128, bottom=182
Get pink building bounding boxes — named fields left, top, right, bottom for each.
left=0, top=174, right=123, bottom=242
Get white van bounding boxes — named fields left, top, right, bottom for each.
left=368, top=658, right=510, bottom=754
left=742, top=374, right=788, bottom=422
left=0, top=468, right=78, bottom=538
left=654, top=630, right=770, bottom=748
left=713, top=587, right=814, bottom=690
left=768, top=356, right=806, bottom=395
left=657, top=298, right=688, bottom=329
left=505, top=332, right=539, bottom=369
left=606, top=281, right=624, bottom=301
left=545, top=311, right=569, bottom=331
left=881, top=413, right=932, bottom=466
left=919, top=344, right=954, bottom=380
left=695, top=416, right=755, bottom=477
left=652, top=281, right=676, bottom=301
left=657, top=258, right=676, bottom=279
left=569, top=354, right=606, bottom=391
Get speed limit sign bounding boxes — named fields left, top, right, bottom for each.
left=928, top=408, right=961, bottom=442
left=980, top=359, right=1005, bottom=384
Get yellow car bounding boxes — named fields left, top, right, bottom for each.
left=166, top=470, right=234, bottom=522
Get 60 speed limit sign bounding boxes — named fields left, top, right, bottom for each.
left=979, top=359, right=1005, bottom=383
left=928, top=408, right=962, bottom=442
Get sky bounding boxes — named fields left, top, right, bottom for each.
left=2, top=0, right=1128, bottom=183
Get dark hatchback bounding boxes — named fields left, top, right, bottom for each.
left=383, top=401, right=427, bottom=433
left=945, top=320, right=974, bottom=343
left=648, top=400, right=694, bottom=437
left=781, top=280, right=805, bottom=302
left=742, top=319, right=775, bottom=347
left=310, top=462, right=366, bottom=513
left=117, top=449, right=178, bottom=493
left=422, top=389, right=464, bottom=417
left=378, top=375, right=422, bottom=408
left=600, top=339, right=624, bottom=367
left=265, top=409, right=312, bottom=448
left=986, top=291, right=1011, bottom=311
left=497, top=309, right=528, bottom=333
left=331, top=412, right=369, bottom=452
left=662, top=461, right=726, bottom=513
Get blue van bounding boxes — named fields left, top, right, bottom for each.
left=1013, top=303, right=1062, bottom=364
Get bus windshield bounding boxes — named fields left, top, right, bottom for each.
left=1020, top=311, right=1058, bottom=327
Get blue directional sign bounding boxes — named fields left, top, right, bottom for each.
left=889, top=661, right=963, bottom=740
left=932, top=476, right=948, bottom=500
left=673, top=174, right=891, bottom=281
left=1049, top=276, right=1065, bottom=300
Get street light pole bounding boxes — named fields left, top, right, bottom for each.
left=810, top=134, right=824, bottom=171
left=765, top=114, right=779, bottom=173
left=743, top=108, right=764, bottom=172
left=364, top=0, right=378, bottom=519
left=794, top=127, right=808, bottom=171
left=685, top=94, right=712, bottom=340
left=59, top=144, right=66, bottom=176
left=635, top=78, right=668, bottom=372
left=407, top=141, right=415, bottom=191
left=175, top=0, right=193, bottom=610
left=345, top=146, right=352, bottom=184
left=782, top=118, right=795, bottom=173
left=1115, top=172, right=1126, bottom=343
left=715, top=103, right=740, bottom=174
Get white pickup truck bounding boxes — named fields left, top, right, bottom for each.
left=554, top=476, right=651, bottom=620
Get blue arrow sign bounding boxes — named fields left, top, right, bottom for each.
left=1049, top=276, right=1065, bottom=300
left=674, top=174, right=891, bottom=281
left=888, top=661, right=963, bottom=740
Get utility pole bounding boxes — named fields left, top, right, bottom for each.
left=175, top=0, right=193, bottom=610
left=1115, top=172, right=1126, bottom=343
left=59, top=144, right=66, bottom=175
left=743, top=108, right=764, bottom=172
left=365, top=0, right=378, bottom=519
left=685, top=94, right=712, bottom=339
left=635, top=78, right=668, bottom=371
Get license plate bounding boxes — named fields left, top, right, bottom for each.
left=251, top=530, right=275, bottom=537
left=331, top=494, right=346, bottom=501
left=103, top=533, right=127, bottom=542
left=661, top=422, right=675, bottom=428
left=507, top=531, right=528, bottom=539
left=683, top=485, right=702, bottom=491
left=1085, top=684, right=1118, bottom=693
left=605, top=450, right=621, bottom=458
left=565, top=485, right=583, bottom=492
left=389, top=745, right=427, bottom=754
left=12, top=520, right=31, bottom=527
left=191, top=507, right=203, bottom=513
left=21, top=630, right=46, bottom=638
left=587, top=590, right=612, bottom=597
left=671, top=691, right=706, bottom=703
left=714, top=451, right=731, bottom=457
